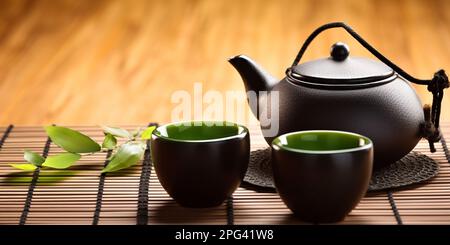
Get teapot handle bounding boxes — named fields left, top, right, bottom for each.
left=291, top=22, right=449, bottom=153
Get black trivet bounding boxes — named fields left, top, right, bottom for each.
left=244, top=148, right=439, bottom=192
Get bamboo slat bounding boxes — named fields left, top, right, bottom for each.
left=0, top=124, right=449, bottom=224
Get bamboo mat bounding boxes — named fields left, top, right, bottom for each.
left=0, top=124, right=449, bottom=225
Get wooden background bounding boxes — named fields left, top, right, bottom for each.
left=0, top=0, right=449, bottom=126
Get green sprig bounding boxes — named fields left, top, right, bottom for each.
left=9, top=125, right=156, bottom=173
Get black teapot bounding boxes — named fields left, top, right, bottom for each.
left=229, top=22, right=448, bottom=169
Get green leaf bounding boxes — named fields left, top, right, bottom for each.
left=9, top=163, right=37, bottom=171
left=101, top=126, right=131, bottom=138
left=141, top=126, right=156, bottom=140
left=24, top=150, right=45, bottom=166
left=102, top=142, right=145, bottom=173
left=102, top=133, right=117, bottom=150
left=41, top=153, right=81, bottom=169
left=45, top=126, right=101, bottom=153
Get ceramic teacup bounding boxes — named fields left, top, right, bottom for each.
left=271, top=130, right=373, bottom=223
left=151, top=121, right=250, bottom=208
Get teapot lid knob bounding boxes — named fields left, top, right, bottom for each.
left=331, top=42, right=350, bottom=61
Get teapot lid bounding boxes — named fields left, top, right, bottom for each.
left=290, top=42, right=394, bottom=85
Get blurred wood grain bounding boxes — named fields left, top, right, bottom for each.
left=0, top=0, right=449, bottom=125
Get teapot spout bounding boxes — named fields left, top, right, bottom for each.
left=228, top=55, right=278, bottom=93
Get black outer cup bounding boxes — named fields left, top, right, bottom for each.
left=271, top=132, right=373, bottom=223
left=151, top=124, right=250, bottom=208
